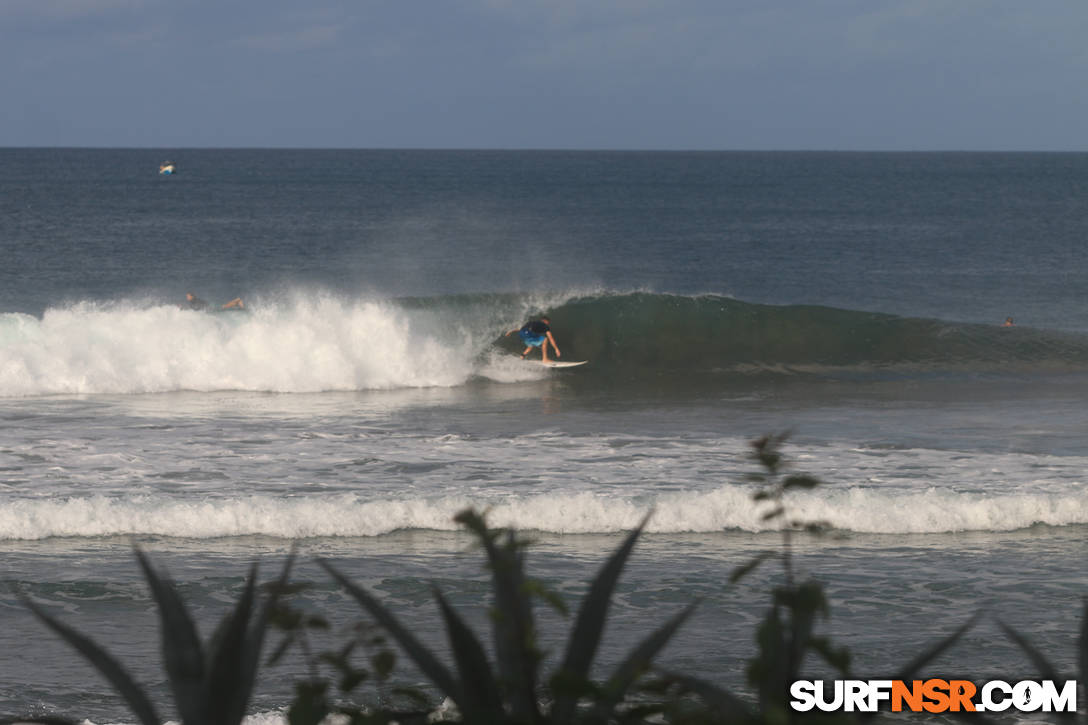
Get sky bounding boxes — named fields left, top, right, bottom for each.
left=2, top=0, right=1087, bottom=150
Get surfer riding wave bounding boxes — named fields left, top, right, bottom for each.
left=507, top=317, right=561, bottom=362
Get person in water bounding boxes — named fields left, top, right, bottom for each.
left=507, top=317, right=561, bottom=362
left=182, top=292, right=245, bottom=311
left=1002, top=317, right=1015, bottom=327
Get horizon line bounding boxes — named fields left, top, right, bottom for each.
left=2, top=145, right=1087, bottom=154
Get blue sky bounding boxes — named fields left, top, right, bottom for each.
left=3, top=0, right=1086, bottom=150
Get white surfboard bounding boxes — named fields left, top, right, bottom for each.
left=529, top=360, right=587, bottom=368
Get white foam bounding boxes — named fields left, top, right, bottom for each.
left=477, top=348, right=550, bottom=383
left=0, top=290, right=600, bottom=396
left=3, top=485, right=1086, bottom=540
left=0, top=295, right=511, bottom=396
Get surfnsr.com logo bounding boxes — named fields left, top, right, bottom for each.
left=789, top=679, right=1078, bottom=713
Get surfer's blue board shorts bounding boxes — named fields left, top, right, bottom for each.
left=519, top=330, right=546, bottom=347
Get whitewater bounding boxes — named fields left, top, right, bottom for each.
left=4, top=149, right=1088, bottom=722
left=5, top=484, right=1088, bottom=540
left=0, top=293, right=554, bottom=395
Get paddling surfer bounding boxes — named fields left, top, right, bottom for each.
left=507, top=317, right=561, bottom=363
left=181, top=292, right=245, bottom=311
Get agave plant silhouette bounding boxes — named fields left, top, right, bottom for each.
left=993, top=608, right=1086, bottom=725
left=659, top=434, right=983, bottom=724
left=317, top=508, right=696, bottom=724
left=11, top=547, right=295, bottom=725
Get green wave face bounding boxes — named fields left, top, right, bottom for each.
left=508, top=293, right=1088, bottom=377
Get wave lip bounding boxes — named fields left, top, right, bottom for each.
left=3, top=487, right=1086, bottom=541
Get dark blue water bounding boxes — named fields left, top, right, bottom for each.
left=3, top=150, right=1088, bottom=724
left=5, top=149, right=1088, bottom=329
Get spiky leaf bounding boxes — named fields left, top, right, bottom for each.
left=461, top=513, right=539, bottom=722
left=594, top=601, right=698, bottom=718
left=135, top=548, right=207, bottom=725
left=434, top=587, right=503, bottom=721
left=996, top=618, right=1068, bottom=692
left=205, top=564, right=258, bottom=725
left=226, top=548, right=296, bottom=725
left=551, top=514, right=648, bottom=724
left=656, top=670, right=753, bottom=722
left=18, top=592, right=161, bottom=725
left=890, top=612, right=981, bottom=682
left=317, top=559, right=462, bottom=705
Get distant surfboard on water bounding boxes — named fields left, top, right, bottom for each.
left=527, top=359, right=587, bottom=368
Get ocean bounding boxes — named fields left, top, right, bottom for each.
left=2, top=149, right=1088, bottom=722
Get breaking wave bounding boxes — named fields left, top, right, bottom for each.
left=3, top=486, right=1086, bottom=540
left=3, top=290, right=1088, bottom=396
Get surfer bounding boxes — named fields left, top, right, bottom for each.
left=181, top=293, right=245, bottom=311
left=507, top=317, right=561, bottom=362
left=1002, top=317, right=1015, bottom=327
